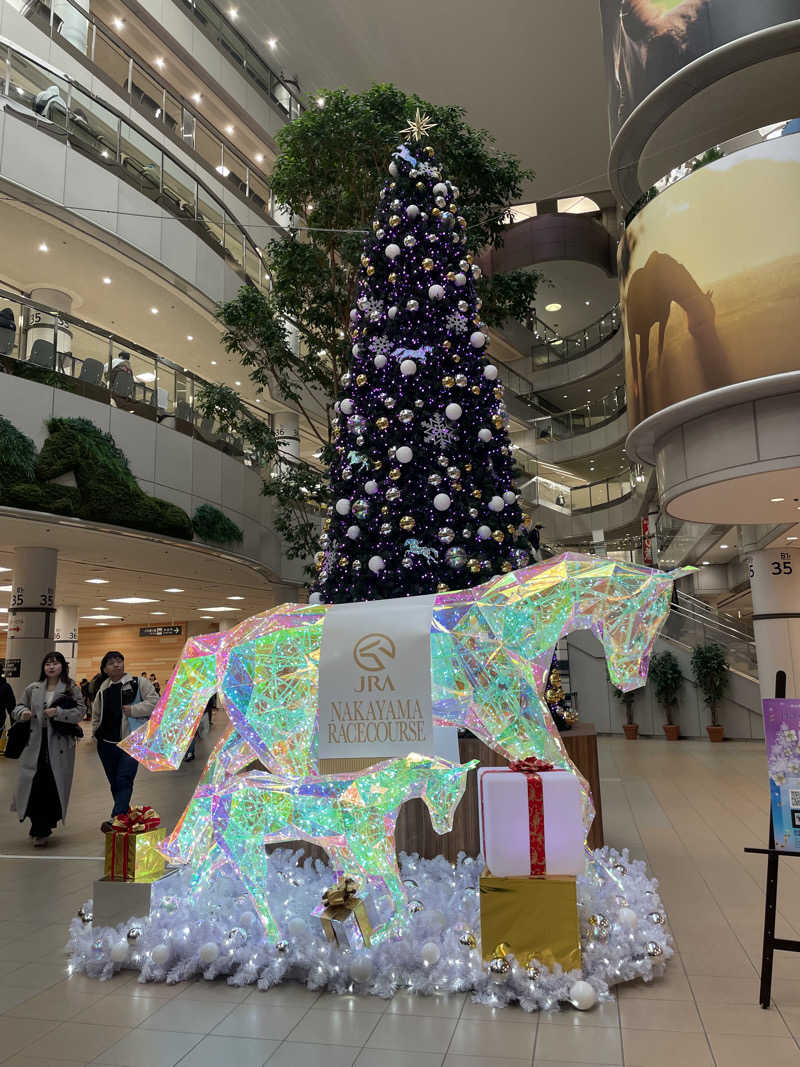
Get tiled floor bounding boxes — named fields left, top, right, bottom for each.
left=1, top=729, right=799, bottom=1065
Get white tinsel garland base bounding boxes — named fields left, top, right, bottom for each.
left=68, top=847, right=671, bottom=1012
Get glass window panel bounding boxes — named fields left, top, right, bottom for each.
left=224, top=222, right=244, bottom=271
left=245, top=245, right=262, bottom=287
left=195, top=120, right=222, bottom=175
left=68, top=86, right=118, bottom=162
left=162, top=155, right=196, bottom=219
left=52, top=1, right=91, bottom=58
left=272, top=80, right=290, bottom=117
left=162, top=88, right=181, bottom=136
left=127, top=349, right=158, bottom=409
left=8, top=52, right=66, bottom=115
left=93, top=29, right=129, bottom=90
left=180, top=106, right=196, bottom=151
left=68, top=323, right=110, bottom=379
left=247, top=169, right=269, bottom=214
left=197, top=189, right=224, bottom=248
left=591, top=483, right=609, bottom=508
left=130, top=66, right=165, bottom=126
left=120, top=122, right=161, bottom=194
left=572, top=487, right=590, bottom=511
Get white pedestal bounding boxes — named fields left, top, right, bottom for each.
left=92, top=869, right=179, bottom=927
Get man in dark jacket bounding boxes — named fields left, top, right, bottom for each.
left=0, top=670, right=15, bottom=732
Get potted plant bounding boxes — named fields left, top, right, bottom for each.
left=613, top=686, right=638, bottom=739
left=649, top=650, right=682, bottom=740
left=690, top=643, right=729, bottom=742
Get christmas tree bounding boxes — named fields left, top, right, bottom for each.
left=311, top=113, right=532, bottom=604
left=544, top=651, right=578, bottom=731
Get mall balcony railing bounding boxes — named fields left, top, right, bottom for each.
left=675, top=589, right=754, bottom=639
left=499, top=304, right=621, bottom=372
left=526, top=383, right=626, bottom=441
left=661, top=602, right=758, bottom=680
left=0, top=285, right=271, bottom=467
left=17, top=0, right=289, bottom=232
left=0, top=40, right=269, bottom=288
left=513, top=447, right=647, bottom=514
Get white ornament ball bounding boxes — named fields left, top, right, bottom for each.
left=151, top=943, right=169, bottom=966
left=470, top=331, right=487, bottom=349
left=308, top=593, right=323, bottom=606
left=340, top=398, right=353, bottom=415
left=352, top=344, right=360, bottom=357
left=433, top=182, right=448, bottom=196
left=396, top=446, right=413, bottom=464
left=388, top=306, right=398, bottom=320
left=368, top=555, right=385, bottom=573
left=287, top=917, right=308, bottom=938
left=199, top=941, right=219, bottom=965
left=335, top=498, right=351, bottom=516
left=350, top=954, right=374, bottom=983
left=478, top=428, right=493, bottom=442
left=454, top=272, right=467, bottom=287
left=433, top=493, right=451, bottom=511
left=477, top=525, right=492, bottom=540
left=569, top=980, right=597, bottom=1011
left=400, top=359, right=417, bottom=377
left=406, top=204, right=420, bottom=219
left=110, top=940, right=128, bottom=963
left=483, top=364, right=498, bottom=380
left=503, top=490, right=517, bottom=504
left=349, top=308, right=359, bottom=322
left=428, top=284, right=445, bottom=300
left=364, top=480, right=378, bottom=495
left=421, top=941, right=441, bottom=966
left=385, top=243, right=401, bottom=260
left=427, top=909, right=447, bottom=930
left=374, top=354, right=387, bottom=369
left=389, top=161, right=399, bottom=177
left=445, top=403, right=462, bottom=422
left=488, top=496, right=505, bottom=512
left=346, top=525, right=360, bottom=540
left=618, top=907, right=638, bottom=930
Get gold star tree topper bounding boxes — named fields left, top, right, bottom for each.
left=400, top=108, right=438, bottom=142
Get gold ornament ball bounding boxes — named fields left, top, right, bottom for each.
left=446, top=271, right=455, bottom=281
left=338, top=557, right=348, bottom=568
left=376, top=416, right=389, bottom=430
left=324, top=519, right=331, bottom=530
left=431, top=207, right=441, bottom=217
left=356, top=374, right=367, bottom=386
left=458, top=931, right=477, bottom=948
left=372, top=221, right=379, bottom=232
left=399, top=515, right=415, bottom=531
left=389, top=214, right=401, bottom=226
left=493, top=415, right=504, bottom=429
left=366, top=265, right=375, bottom=276
left=442, top=376, right=455, bottom=388
left=416, top=181, right=425, bottom=190
left=442, top=340, right=451, bottom=350
left=472, top=489, right=482, bottom=499
left=466, top=253, right=474, bottom=263
left=361, top=254, right=370, bottom=266
left=380, top=505, right=389, bottom=514
left=437, top=582, right=449, bottom=592
left=449, top=202, right=457, bottom=212
left=425, top=145, right=435, bottom=156
left=507, top=524, right=517, bottom=533
left=389, top=181, right=396, bottom=188
left=422, top=257, right=434, bottom=271
left=371, top=459, right=383, bottom=469
left=468, top=559, right=481, bottom=573
left=388, top=272, right=397, bottom=283
left=471, top=385, right=481, bottom=395
left=465, top=463, right=472, bottom=471
left=493, top=386, right=503, bottom=399
left=501, top=561, right=512, bottom=572
left=389, top=467, right=401, bottom=480
left=453, top=354, right=461, bottom=363
left=492, top=530, right=505, bottom=542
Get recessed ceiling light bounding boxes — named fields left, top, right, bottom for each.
left=585, top=300, right=591, bottom=306
left=201, top=615, right=214, bottom=620
left=38, top=242, right=49, bottom=252
left=151, top=307, right=159, bottom=315
left=702, top=561, right=711, bottom=566
left=0, top=585, right=11, bottom=592
left=255, top=153, right=264, bottom=163
left=199, top=606, right=240, bottom=612
left=107, top=597, right=160, bottom=604
left=227, top=596, right=245, bottom=600
left=192, top=93, right=202, bottom=104
left=544, top=302, right=562, bottom=312
left=228, top=6, right=238, bottom=17
left=151, top=611, right=167, bottom=615
left=80, top=614, right=122, bottom=620
left=719, top=544, right=729, bottom=549
left=95, top=623, right=109, bottom=627
left=563, top=394, right=568, bottom=398
left=154, top=57, right=165, bottom=69
left=586, top=388, right=591, bottom=392
left=85, top=578, right=109, bottom=584
left=235, top=380, right=241, bottom=386
left=267, top=37, right=278, bottom=49
left=186, top=335, right=194, bottom=341
left=225, top=124, right=234, bottom=135
left=771, top=497, right=785, bottom=502
left=164, top=588, right=184, bottom=593
left=102, top=276, right=112, bottom=284
left=113, top=16, right=124, bottom=29
left=0, top=608, right=7, bottom=615
left=788, top=536, right=798, bottom=541
left=0, top=567, right=10, bottom=572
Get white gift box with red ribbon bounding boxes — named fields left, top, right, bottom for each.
left=478, top=760, right=585, bottom=877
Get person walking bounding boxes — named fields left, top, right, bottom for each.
left=92, top=651, right=157, bottom=829
left=9, top=652, right=85, bottom=846
left=0, top=669, right=15, bottom=732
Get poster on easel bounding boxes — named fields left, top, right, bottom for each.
left=763, top=698, right=800, bottom=851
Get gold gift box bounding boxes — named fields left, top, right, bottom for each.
left=479, top=870, right=581, bottom=971
left=104, top=827, right=166, bottom=882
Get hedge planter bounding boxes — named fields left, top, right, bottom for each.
left=623, top=723, right=639, bottom=740
left=706, top=725, right=724, bottom=743
left=663, top=723, right=680, bottom=741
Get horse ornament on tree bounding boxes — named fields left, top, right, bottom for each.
left=122, top=553, right=690, bottom=938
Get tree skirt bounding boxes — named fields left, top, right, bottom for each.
left=68, top=847, right=671, bottom=1012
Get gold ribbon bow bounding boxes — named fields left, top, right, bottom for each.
left=322, top=876, right=359, bottom=909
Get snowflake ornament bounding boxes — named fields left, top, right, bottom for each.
left=369, top=336, right=393, bottom=356
left=422, top=413, right=458, bottom=448
left=445, top=312, right=469, bottom=335
left=364, top=297, right=384, bottom=318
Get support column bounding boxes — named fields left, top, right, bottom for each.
left=274, top=410, right=300, bottom=463
left=748, top=547, right=800, bottom=701
left=5, top=548, right=58, bottom=686
left=54, top=605, right=79, bottom=677
left=27, top=288, right=73, bottom=365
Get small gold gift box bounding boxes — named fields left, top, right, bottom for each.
left=104, top=827, right=166, bottom=882
left=479, top=869, right=581, bottom=971
left=312, top=876, right=376, bottom=950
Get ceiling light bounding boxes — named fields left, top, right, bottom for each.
left=107, top=597, right=159, bottom=604
left=702, top=561, right=711, bottom=566
left=255, top=398, right=261, bottom=403
left=0, top=567, right=10, bottom=573
left=137, top=371, right=156, bottom=382
left=210, top=360, right=217, bottom=366
left=80, top=614, right=122, bottom=620
left=85, top=578, right=109, bottom=584
left=227, top=596, right=245, bottom=600
left=201, top=616, right=214, bottom=620
left=255, top=153, right=264, bottom=163
left=113, top=16, right=124, bottom=29
left=225, top=124, right=234, bottom=135
left=585, top=300, right=591, bottom=306
left=198, top=606, right=240, bottom=612
left=228, top=6, right=237, bottom=17
left=216, top=164, right=231, bottom=177
left=102, top=276, right=112, bottom=284
left=267, top=37, right=277, bottom=49
left=151, top=307, right=159, bottom=315
left=0, top=585, right=11, bottom=592
left=235, top=380, right=241, bottom=386
left=316, top=97, right=325, bottom=108
left=0, top=609, right=7, bottom=614
left=96, top=623, right=109, bottom=627
left=164, top=588, right=184, bottom=593
left=192, top=92, right=202, bottom=104
left=151, top=611, right=167, bottom=615
left=719, top=544, right=729, bottom=549
left=544, top=302, right=562, bottom=312
left=154, top=57, right=165, bottom=69
left=788, top=536, right=798, bottom=541
left=186, top=335, right=194, bottom=341
left=562, top=394, right=568, bottom=399
left=771, top=497, right=785, bottom=502
left=38, top=242, right=49, bottom=252
left=586, top=388, right=591, bottom=393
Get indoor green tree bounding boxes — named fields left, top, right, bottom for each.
left=216, top=85, right=540, bottom=572
left=690, top=642, right=729, bottom=741
left=649, top=649, right=683, bottom=739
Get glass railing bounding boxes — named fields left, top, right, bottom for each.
left=0, top=285, right=271, bottom=467
left=526, top=383, right=626, bottom=440
left=19, top=0, right=284, bottom=231
left=661, top=606, right=758, bottom=680
left=0, top=40, right=269, bottom=288
left=499, top=304, right=621, bottom=371
left=675, top=590, right=754, bottom=639
left=176, top=0, right=303, bottom=122
left=512, top=448, right=648, bottom=515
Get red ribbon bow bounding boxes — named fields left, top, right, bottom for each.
left=110, top=805, right=161, bottom=833
left=509, top=757, right=555, bottom=773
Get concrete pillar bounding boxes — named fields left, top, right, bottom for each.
left=54, top=605, right=79, bottom=677
left=51, top=0, right=89, bottom=52
left=748, top=547, right=800, bottom=701
left=274, top=410, right=300, bottom=463
left=5, top=547, right=58, bottom=686
left=27, top=288, right=73, bottom=364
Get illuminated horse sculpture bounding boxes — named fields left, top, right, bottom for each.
left=161, top=753, right=474, bottom=940
left=122, top=554, right=689, bottom=931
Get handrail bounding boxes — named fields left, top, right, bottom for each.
left=675, top=590, right=754, bottom=638
left=0, top=284, right=271, bottom=467
left=513, top=447, right=648, bottom=515
left=500, top=303, right=621, bottom=371
left=527, top=383, right=626, bottom=439
left=0, top=38, right=269, bottom=289
left=661, top=605, right=758, bottom=679
left=19, top=0, right=285, bottom=232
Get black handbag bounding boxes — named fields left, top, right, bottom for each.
left=50, top=719, right=84, bottom=739
left=4, top=719, right=31, bottom=759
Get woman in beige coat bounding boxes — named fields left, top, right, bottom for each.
left=10, top=651, right=86, bottom=845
